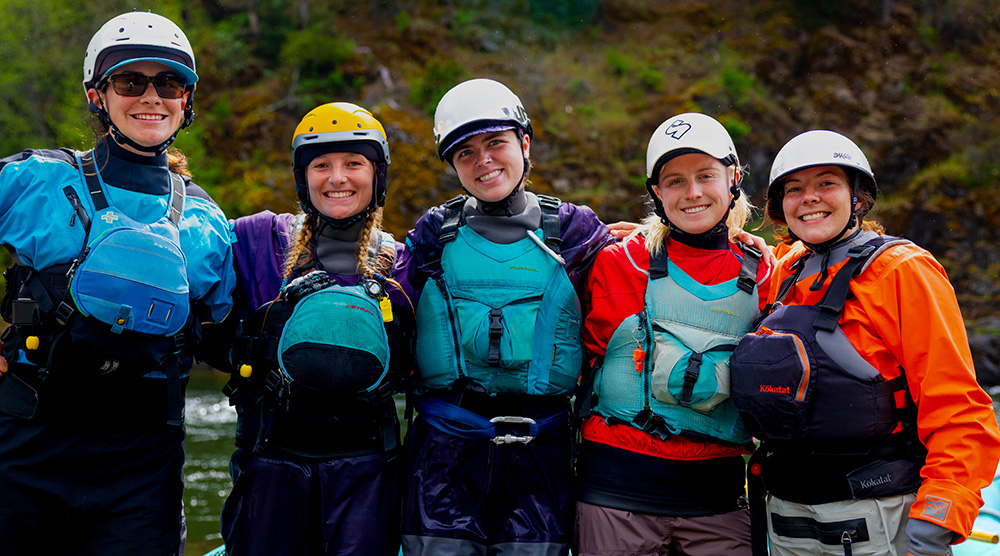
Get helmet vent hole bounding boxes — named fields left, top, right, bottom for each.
left=309, top=127, right=314, bottom=132
left=118, top=27, right=125, bottom=32
left=332, top=120, right=337, bottom=125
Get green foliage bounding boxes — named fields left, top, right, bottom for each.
left=408, top=60, right=467, bottom=116
left=528, top=0, right=600, bottom=28
left=606, top=49, right=631, bottom=77
left=280, top=26, right=355, bottom=94
left=605, top=49, right=664, bottom=97
left=720, top=117, right=752, bottom=147
left=720, top=68, right=757, bottom=106
left=395, top=10, right=412, bottom=33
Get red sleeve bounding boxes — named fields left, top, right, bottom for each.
left=582, top=235, right=650, bottom=356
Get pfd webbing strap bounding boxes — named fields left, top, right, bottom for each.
left=79, top=149, right=185, bottom=228
left=737, top=244, right=762, bottom=293
left=438, top=195, right=466, bottom=243
left=537, top=194, right=562, bottom=253
left=415, top=396, right=566, bottom=442
left=648, top=247, right=669, bottom=279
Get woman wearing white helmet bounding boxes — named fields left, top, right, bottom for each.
left=730, top=130, right=1000, bottom=556
left=398, top=78, right=619, bottom=556
left=0, top=11, right=235, bottom=555
left=573, top=113, right=769, bottom=556
left=200, top=102, right=415, bottom=556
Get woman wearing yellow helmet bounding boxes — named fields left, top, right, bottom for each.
left=210, top=102, right=415, bottom=556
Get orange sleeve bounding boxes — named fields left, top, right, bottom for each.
left=852, top=244, right=1000, bottom=540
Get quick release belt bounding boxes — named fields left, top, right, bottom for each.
left=415, top=395, right=568, bottom=445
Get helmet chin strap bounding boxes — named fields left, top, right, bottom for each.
left=792, top=172, right=861, bottom=253
left=465, top=147, right=529, bottom=217
left=91, top=91, right=193, bottom=156
left=308, top=176, right=378, bottom=230
left=648, top=159, right=740, bottom=238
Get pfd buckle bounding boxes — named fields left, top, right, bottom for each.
left=490, top=415, right=536, bottom=445
left=53, top=301, right=75, bottom=326
left=488, top=308, right=503, bottom=337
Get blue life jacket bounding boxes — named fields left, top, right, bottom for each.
left=68, top=151, right=189, bottom=336
left=591, top=242, right=760, bottom=445
left=413, top=195, right=582, bottom=396
left=1, top=150, right=191, bottom=424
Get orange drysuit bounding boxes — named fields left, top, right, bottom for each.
left=766, top=238, right=1000, bottom=541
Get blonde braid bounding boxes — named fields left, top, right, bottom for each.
left=283, top=212, right=318, bottom=281
left=355, top=207, right=385, bottom=278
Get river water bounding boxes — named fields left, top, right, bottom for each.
left=183, top=369, right=236, bottom=555
left=182, top=369, right=1000, bottom=556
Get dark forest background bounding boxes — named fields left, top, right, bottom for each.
left=2, top=0, right=999, bottom=379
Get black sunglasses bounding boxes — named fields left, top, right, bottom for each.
left=101, top=74, right=188, bottom=99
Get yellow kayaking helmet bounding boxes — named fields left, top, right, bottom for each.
left=291, top=103, right=391, bottom=219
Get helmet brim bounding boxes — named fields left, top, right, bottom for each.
left=101, top=57, right=198, bottom=86
left=439, top=123, right=516, bottom=161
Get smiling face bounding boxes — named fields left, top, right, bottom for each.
left=781, top=165, right=858, bottom=244
left=652, top=153, right=733, bottom=235
left=305, top=152, right=375, bottom=220
left=451, top=130, right=529, bottom=203
left=86, top=61, right=188, bottom=155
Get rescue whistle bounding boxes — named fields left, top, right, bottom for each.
left=239, top=364, right=252, bottom=378
left=379, top=296, right=393, bottom=323
left=633, top=348, right=644, bottom=372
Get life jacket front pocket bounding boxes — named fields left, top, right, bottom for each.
left=731, top=317, right=814, bottom=442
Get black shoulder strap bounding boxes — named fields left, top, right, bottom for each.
left=771, top=253, right=809, bottom=308
left=648, top=245, right=669, bottom=280
left=536, top=194, right=562, bottom=253
left=812, top=236, right=907, bottom=332
left=737, top=244, right=762, bottom=294
left=76, top=149, right=185, bottom=228
left=78, top=150, right=110, bottom=213
left=438, top=195, right=467, bottom=244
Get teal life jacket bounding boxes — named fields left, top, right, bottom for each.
left=414, top=195, right=582, bottom=396
left=227, top=231, right=400, bottom=458
left=590, top=242, right=760, bottom=445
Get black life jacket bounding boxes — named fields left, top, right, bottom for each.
left=733, top=234, right=925, bottom=507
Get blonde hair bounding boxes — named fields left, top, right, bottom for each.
left=640, top=166, right=753, bottom=257
left=282, top=208, right=392, bottom=281
left=166, top=148, right=190, bottom=177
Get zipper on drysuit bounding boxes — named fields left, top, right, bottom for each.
left=63, top=187, right=91, bottom=230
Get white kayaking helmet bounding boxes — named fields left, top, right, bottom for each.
left=433, top=78, right=532, bottom=162
left=644, top=113, right=743, bottom=231
left=645, top=112, right=740, bottom=186
left=766, top=130, right=877, bottom=225
left=83, top=11, right=198, bottom=154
